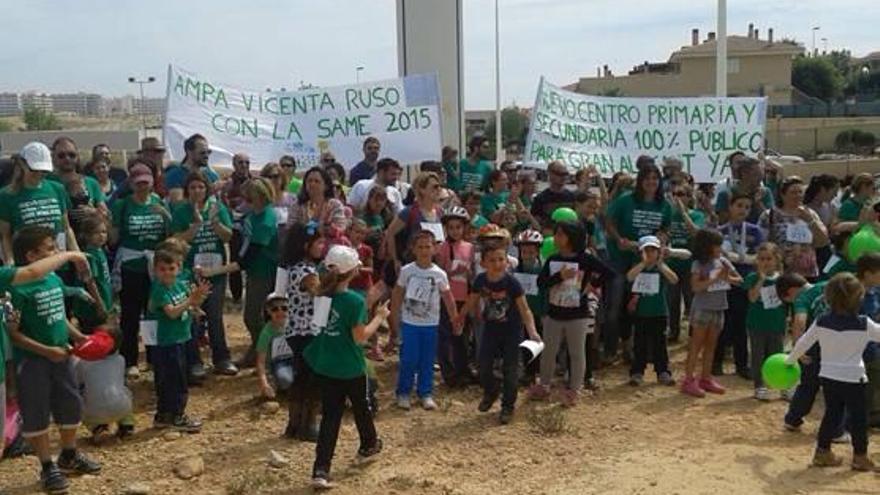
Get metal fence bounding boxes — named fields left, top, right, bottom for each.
left=770, top=101, right=880, bottom=118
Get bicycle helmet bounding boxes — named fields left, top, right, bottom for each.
left=515, top=229, right=544, bottom=245
left=441, top=205, right=470, bottom=223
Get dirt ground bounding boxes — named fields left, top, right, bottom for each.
left=2, top=315, right=880, bottom=495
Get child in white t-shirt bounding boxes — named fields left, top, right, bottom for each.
left=390, top=230, right=459, bottom=411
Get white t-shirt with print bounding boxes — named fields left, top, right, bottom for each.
left=397, top=262, right=449, bottom=326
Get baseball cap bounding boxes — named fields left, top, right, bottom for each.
left=265, top=292, right=287, bottom=304
left=129, top=164, right=154, bottom=185
left=72, top=330, right=115, bottom=361
left=323, top=245, right=361, bottom=273
left=638, top=235, right=662, bottom=251
left=20, top=142, right=54, bottom=172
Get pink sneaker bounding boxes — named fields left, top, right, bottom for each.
left=699, top=377, right=726, bottom=395
left=680, top=377, right=706, bottom=398
left=560, top=389, right=579, bottom=408
left=528, top=383, right=550, bottom=401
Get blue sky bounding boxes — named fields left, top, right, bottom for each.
left=1, top=0, right=876, bottom=109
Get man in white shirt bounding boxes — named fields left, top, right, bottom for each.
left=348, top=157, right=406, bottom=213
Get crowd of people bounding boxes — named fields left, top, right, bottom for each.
left=1, top=132, right=880, bottom=492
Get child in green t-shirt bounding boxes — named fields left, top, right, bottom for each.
left=148, top=250, right=210, bottom=433
left=303, top=245, right=390, bottom=490
left=626, top=235, right=679, bottom=387
left=744, top=243, right=787, bottom=401
left=6, top=225, right=101, bottom=493
left=256, top=293, right=293, bottom=399
left=71, top=215, right=112, bottom=330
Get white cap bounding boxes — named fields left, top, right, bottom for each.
left=323, top=245, right=361, bottom=274
left=265, top=292, right=286, bottom=304
left=21, top=142, right=53, bottom=172
left=638, top=235, right=662, bottom=251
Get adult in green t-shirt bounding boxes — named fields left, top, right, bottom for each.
left=441, top=145, right=462, bottom=193
left=111, top=163, right=170, bottom=372
left=170, top=171, right=237, bottom=374
left=455, top=136, right=493, bottom=193
left=836, top=173, right=876, bottom=231
left=666, top=182, right=706, bottom=341
left=239, top=177, right=279, bottom=367
left=47, top=136, right=110, bottom=229
left=0, top=143, right=78, bottom=264
left=480, top=170, right=511, bottom=221
left=604, top=160, right=672, bottom=360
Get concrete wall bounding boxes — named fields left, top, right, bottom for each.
left=784, top=158, right=880, bottom=180
left=0, top=130, right=140, bottom=154
left=766, top=116, right=880, bottom=157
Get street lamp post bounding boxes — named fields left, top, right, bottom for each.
left=128, top=76, right=156, bottom=131
left=494, top=0, right=502, bottom=163
left=356, top=66, right=364, bottom=84
left=821, top=37, right=828, bottom=54
left=715, top=0, right=727, bottom=97
left=811, top=26, right=820, bottom=56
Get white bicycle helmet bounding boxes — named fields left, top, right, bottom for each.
left=441, top=205, right=470, bottom=223
left=515, top=229, right=544, bottom=245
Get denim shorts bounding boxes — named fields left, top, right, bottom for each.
left=689, top=308, right=725, bottom=330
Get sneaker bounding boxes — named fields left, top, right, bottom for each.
left=57, top=450, right=102, bottom=475
left=41, top=463, right=70, bottom=494
left=628, top=374, right=643, bottom=386
left=172, top=414, right=203, bottom=433
left=831, top=432, right=851, bottom=444
left=560, top=389, right=579, bottom=408
left=585, top=377, right=600, bottom=391
left=852, top=454, right=877, bottom=472
left=680, top=377, right=706, bottom=398
left=754, top=387, right=772, bottom=401
left=213, top=361, right=239, bottom=376
left=311, top=471, right=335, bottom=490
left=356, top=439, right=383, bottom=464
left=126, top=366, right=140, bottom=379
left=783, top=421, right=802, bottom=432
left=657, top=372, right=676, bottom=386
left=698, top=377, right=726, bottom=395
left=189, top=363, right=207, bottom=384
left=117, top=424, right=134, bottom=439
left=528, top=383, right=550, bottom=401
left=90, top=424, right=109, bottom=438
left=421, top=396, right=438, bottom=411
left=499, top=408, right=514, bottom=425
left=153, top=413, right=173, bottom=429
left=478, top=392, right=499, bottom=412
left=396, top=395, right=411, bottom=410
left=812, top=448, right=843, bottom=467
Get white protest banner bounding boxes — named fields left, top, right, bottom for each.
left=163, top=65, right=442, bottom=170
left=524, top=77, right=767, bottom=182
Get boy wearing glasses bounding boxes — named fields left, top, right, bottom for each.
left=256, top=293, right=295, bottom=399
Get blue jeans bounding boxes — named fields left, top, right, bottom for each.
left=153, top=343, right=188, bottom=417
left=272, top=358, right=295, bottom=391
left=396, top=323, right=438, bottom=398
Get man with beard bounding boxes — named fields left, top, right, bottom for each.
left=348, top=158, right=405, bottom=214
left=221, top=153, right=252, bottom=304
left=49, top=137, right=109, bottom=228
left=349, top=137, right=381, bottom=186
left=164, top=134, right=219, bottom=204
left=457, top=136, right=493, bottom=193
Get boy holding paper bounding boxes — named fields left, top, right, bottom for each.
left=626, top=235, right=678, bottom=387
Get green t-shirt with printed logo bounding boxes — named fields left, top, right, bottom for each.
left=743, top=273, right=787, bottom=334
left=0, top=180, right=70, bottom=236
left=149, top=279, right=192, bottom=346
left=112, top=194, right=169, bottom=272
left=70, top=246, right=113, bottom=328
left=10, top=273, right=69, bottom=360
left=242, top=207, right=278, bottom=279
left=457, top=159, right=492, bottom=193
left=793, top=281, right=828, bottom=326
left=46, top=174, right=107, bottom=207
left=634, top=266, right=669, bottom=318
left=170, top=198, right=232, bottom=277
left=304, top=290, right=368, bottom=379
left=0, top=266, right=17, bottom=380
left=607, top=192, right=672, bottom=268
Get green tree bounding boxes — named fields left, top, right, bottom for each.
left=792, top=56, right=845, bottom=101
left=486, top=105, right=529, bottom=151
left=23, top=105, right=61, bottom=131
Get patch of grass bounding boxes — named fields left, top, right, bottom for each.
left=527, top=405, right=570, bottom=436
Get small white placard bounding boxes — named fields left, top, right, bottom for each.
left=271, top=336, right=294, bottom=360
left=194, top=253, right=223, bottom=270
left=760, top=285, right=782, bottom=309
left=513, top=273, right=539, bottom=296
left=140, top=320, right=158, bottom=346
left=632, top=272, right=660, bottom=295
left=785, top=221, right=813, bottom=244
left=312, top=296, right=332, bottom=328
left=420, top=222, right=445, bottom=243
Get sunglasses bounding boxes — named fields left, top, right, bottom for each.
left=56, top=152, right=77, bottom=160
left=269, top=305, right=289, bottom=313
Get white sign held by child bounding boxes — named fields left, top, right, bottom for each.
left=420, top=222, right=445, bottom=243
left=760, top=285, right=782, bottom=309
left=632, top=272, right=660, bottom=295
left=312, top=296, right=333, bottom=328
left=785, top=221, right=813, bottom=244
left=140, top=320, right=158, bottom=346
left=513, top=273, right=539, bottom=296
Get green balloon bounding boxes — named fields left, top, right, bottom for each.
left=551, top=207, right=578, bottom=223
left=761, top=353, right=801, bottom=390
left=541, top=237, right=558, bottom=260
left=847, top=226, right=880, bottom=262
